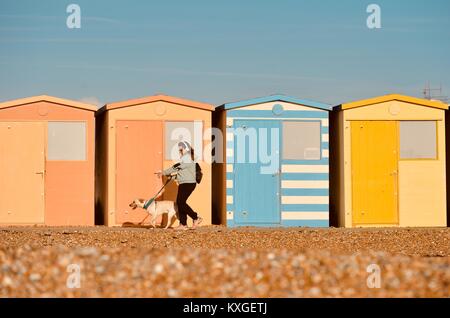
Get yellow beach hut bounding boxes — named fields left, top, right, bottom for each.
left=331, top=94, right=448, bottom=227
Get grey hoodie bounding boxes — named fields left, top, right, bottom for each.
left=163, top=153, right=197, bottom=184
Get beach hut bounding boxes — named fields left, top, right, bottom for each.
left=213, top=95, right=332, bottom=227
left=0, top=95, right=96, bottom=226
left=446, top=106, right=450, bottom=226
left=96, top=94, right=214, bottom=227
left=331, top=94, right=448, bottom=228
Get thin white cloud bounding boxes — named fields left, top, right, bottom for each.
left=83, top=16, right=124, bottom=25
left=0, top=26, right=53, bottom=32
left=0, top=14, right=61, bottom=20
left=0, top=14, right=124, bottom=25
left=54, top=63, right=336, bottom=82
left=0, top=37, right=141, bottom=43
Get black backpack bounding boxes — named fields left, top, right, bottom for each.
left=195, top=163, right=203, bottom=184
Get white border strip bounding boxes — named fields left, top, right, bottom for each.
left=281, top=180, right=329, bottom=189
left=282, top=212, right=329, bottom=220
left=282, top=196, right=329, bottom=204
left=282, top=165, right=329, bottom=173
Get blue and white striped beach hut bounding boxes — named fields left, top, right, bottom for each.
left=213, top=95, right=331, bottom=227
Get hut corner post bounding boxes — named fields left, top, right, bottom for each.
left=212, top=108, right=227, bottom=225
left=95, top=111, right=108, bottom=226
left=446, top=110, right=450, bottom=227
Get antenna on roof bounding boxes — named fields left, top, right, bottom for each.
left=423, top=82, right=449, bottom=103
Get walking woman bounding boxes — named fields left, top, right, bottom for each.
left=157, top=141, right=202, bottom=230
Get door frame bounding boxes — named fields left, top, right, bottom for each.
left=232, top=119, right=282, bottom=226
left=350, top=120, right=400, bottom=226
left=0, top=121, right=46, bottom=224
left=114, top=119, right=164, bottom=224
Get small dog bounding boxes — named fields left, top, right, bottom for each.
left=129, top=199, right=178, bottom=229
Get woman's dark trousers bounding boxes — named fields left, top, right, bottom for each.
left=176, top=183, right=198, bottom=226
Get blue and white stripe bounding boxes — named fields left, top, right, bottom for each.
left=224, top=98, right=330, bottom=228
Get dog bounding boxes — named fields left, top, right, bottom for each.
left=129, top=198, right=178, bottom=229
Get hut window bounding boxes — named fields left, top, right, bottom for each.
left=282, top=121, right=321, bottom=160
left=165, top=121, right=203, bottom=160
left=400, top=121, right=437, bottom=159
left=47, top=122, right=86, bottom=161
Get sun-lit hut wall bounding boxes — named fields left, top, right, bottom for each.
left=215, top=95, right=332, bottom=228
left=96, top=95, right=214, bottom=227
left=333, top=94, right=448, bottom=228
left=0, top=95, right=96, bottom=226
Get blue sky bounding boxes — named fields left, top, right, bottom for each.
left=0, top=0, right=449, bottom=107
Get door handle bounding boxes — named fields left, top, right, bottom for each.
left=35, top=171, right=45, bottom=175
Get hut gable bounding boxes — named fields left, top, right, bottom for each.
left=338, top=94, right=448, bottom=111
left=0, top=95, right=97, bottom=112
left=219, top=94, right=332, bottom=111
left=100, top=94, right=214, bottom=113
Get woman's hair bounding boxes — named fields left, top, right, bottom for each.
left=178, top=141, right=195, bottom=161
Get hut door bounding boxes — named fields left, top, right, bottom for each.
left=234, top=120, right=281, bottom=225
left=0, top=122, right=45, bottom=224
left=351, top=121, right=399, bottom=225
left=116, top=121, right=163, bottom=224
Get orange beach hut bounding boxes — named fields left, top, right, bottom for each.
left=0, top=95, right=96, bottom=226
left=96, top=94, right=214, bottom=227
